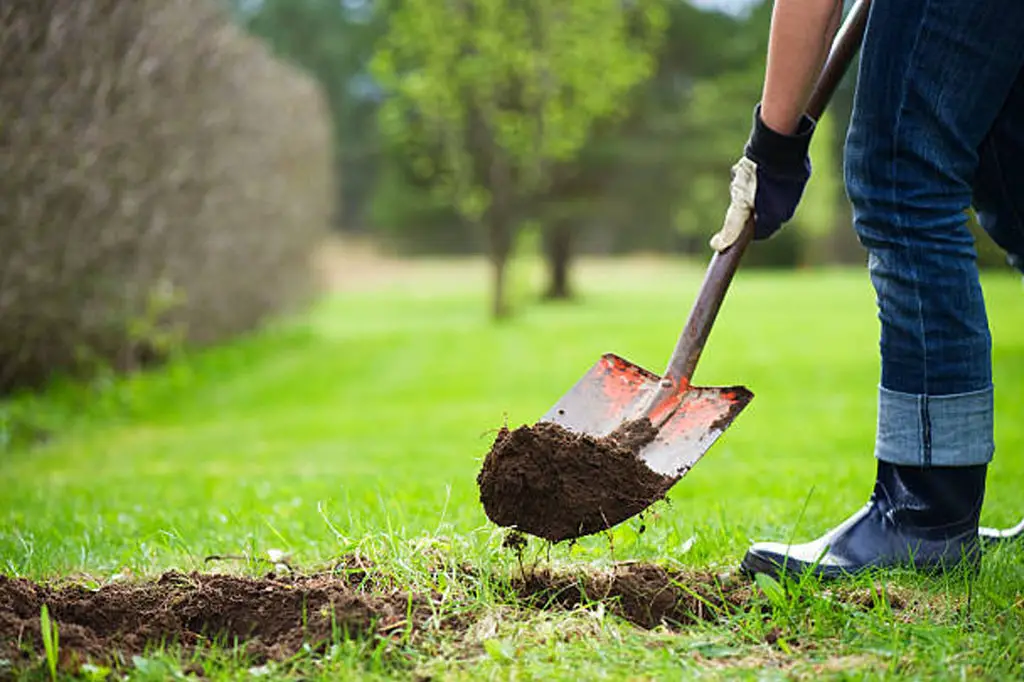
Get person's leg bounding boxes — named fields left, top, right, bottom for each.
left=742, top=0, right=1024, bottom=578
left=973, top=68, right=1024, bottom=544
left=974, top=69, right=1024, bottom=274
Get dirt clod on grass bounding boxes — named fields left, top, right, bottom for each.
left=0, top=570, right=427, bottom=670
left=477, top=419, right=675, bottom=542
left=513, top=562, right=752, bottom=629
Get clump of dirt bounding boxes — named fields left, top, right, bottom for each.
left=502, top=530, right=528, bottom=553
left=477, top=419, right=676, bottom=542
left=512, top=562, right=752, bottom=629
left=0, top=570, right=432, bottom=672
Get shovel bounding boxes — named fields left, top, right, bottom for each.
left=541, top=0, right=871, bottom=481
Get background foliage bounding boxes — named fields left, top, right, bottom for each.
left=0, top=0, right=334, bottom=392
left=1, top=0, right=1015, bottom=391
left=232, top=0, right=1012, bottom=272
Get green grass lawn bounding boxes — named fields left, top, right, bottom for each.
left=2, top=259, right=1023, bottom=680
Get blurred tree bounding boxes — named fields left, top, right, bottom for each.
left=790, top=112, right=844, bottom=265
left=533, top=0, right=747, bottom=299
left=226, top=0, right=867, bottom=273
left=671, top=0, right=858, bottom=268
left=228, top=0, right=385, bottom=230
left=820, top=43, right=861, bottom=265
left=371, top=0, right=667, bottom=317
left=673, top=56, right=767, bottom=259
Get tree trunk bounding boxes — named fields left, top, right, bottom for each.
left=543, top=219, right=573, bottom=300
left=827, top=203, right=867, bottom=265
left=487, top=209, right=513, bottom=318
left=491, top=241, right=508, bottom=319
left=487, top=154, right=514, bottom=319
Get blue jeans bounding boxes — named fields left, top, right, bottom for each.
left=844, top=0, right=1024, bottom=467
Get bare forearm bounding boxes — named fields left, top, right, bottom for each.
left=761, top=0, right=844, bottom=134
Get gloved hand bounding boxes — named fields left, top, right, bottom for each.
left=710, top=104, right=816, bottom=251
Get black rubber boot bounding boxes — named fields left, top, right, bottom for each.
left=741, top=461, right=986, bottom=580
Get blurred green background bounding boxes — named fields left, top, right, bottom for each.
left=3, top=0, right=1017, bottom=393
left=233, top=0, right=1011, bottom=314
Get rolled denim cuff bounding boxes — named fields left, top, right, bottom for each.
left=875, top=385, right=994, bottom=467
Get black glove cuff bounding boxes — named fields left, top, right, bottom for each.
left=744, top=103, right=815, bottom=178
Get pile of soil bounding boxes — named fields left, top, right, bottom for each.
left=477, top=418, right=676, bottom=542
left=0, top=570, right=428, bottom=671
left=513, top=562, right=752, bottom=629
left=0, top=559, right=910, bottom=674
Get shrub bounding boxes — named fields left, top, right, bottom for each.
left=0, top=0, right=334, bottom=392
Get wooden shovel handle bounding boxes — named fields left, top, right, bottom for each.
left=662, top=0, right=871, bottom=386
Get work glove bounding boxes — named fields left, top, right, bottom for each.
left=710, top=104, right=815, bottom=251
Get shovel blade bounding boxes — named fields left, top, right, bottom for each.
left=541, top=353, right=753, bottom=477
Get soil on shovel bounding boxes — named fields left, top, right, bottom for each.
left=0, top=570, right=428, bottom=672
left=477, top=418, right=677, bottom=542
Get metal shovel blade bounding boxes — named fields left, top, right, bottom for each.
left=541, top=353, right=753, bottom=478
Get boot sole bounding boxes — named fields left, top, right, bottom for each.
left=740, top=548, right=851, bottom=581
left=740, top=547, right=982, bottom=582
left=978, top=520, right=1024, bottom=547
